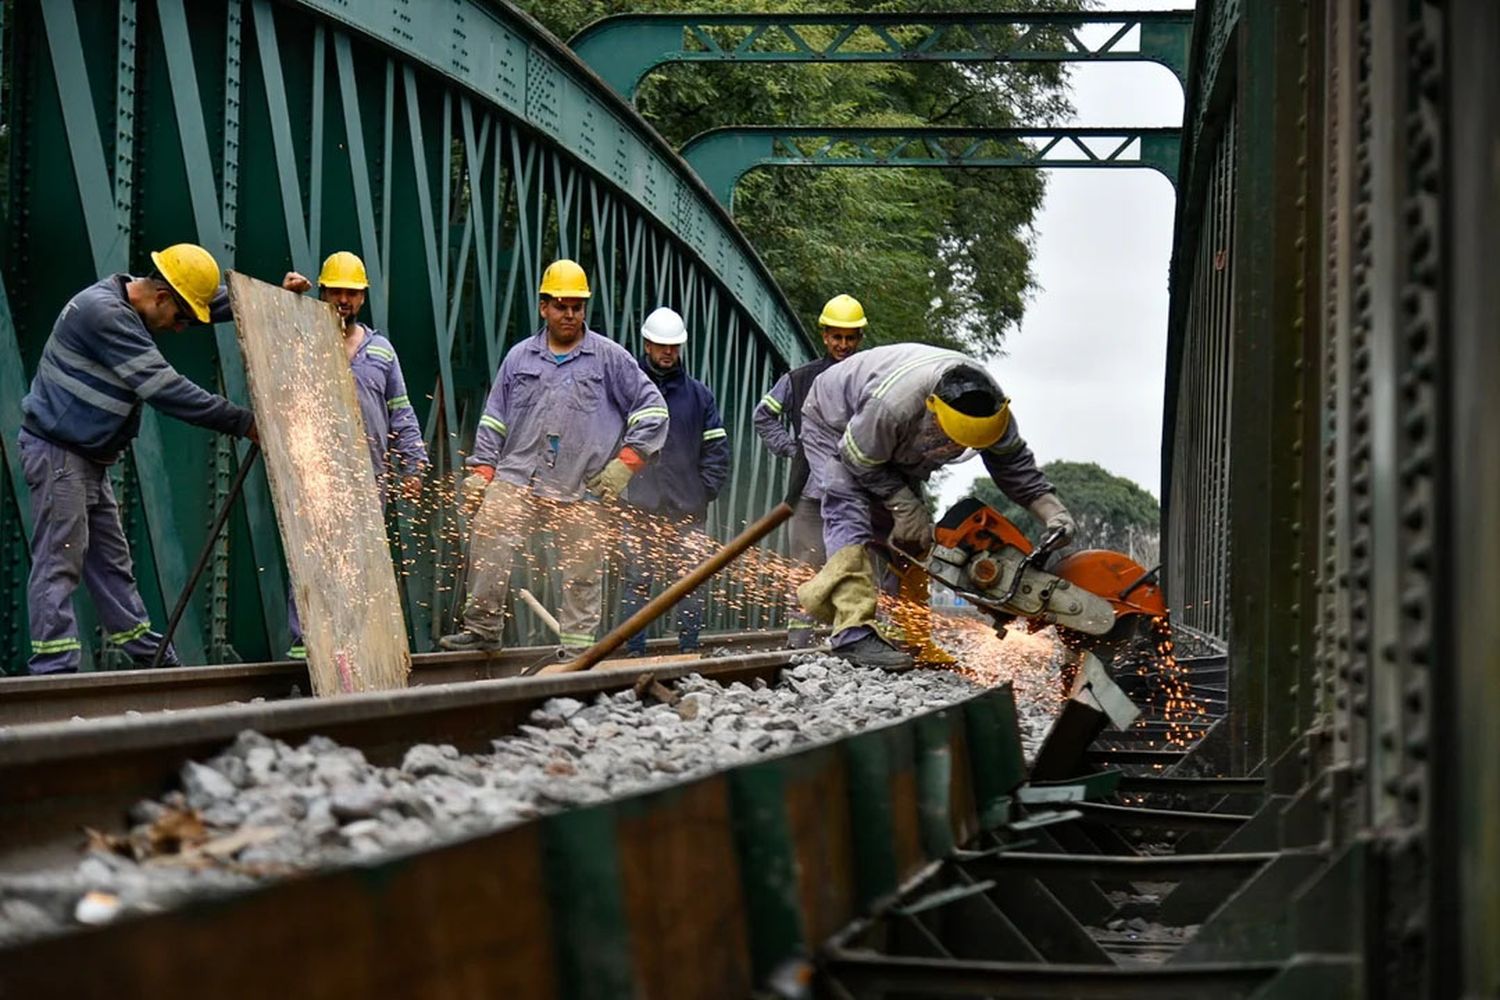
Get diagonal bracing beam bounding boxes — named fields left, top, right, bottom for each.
left=570, top=11, right=1193, bottom=98
left=679, top=126, right=1182, bottom=211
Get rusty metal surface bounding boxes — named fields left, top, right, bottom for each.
left=0, top=649, right=797, bottom=867
left=0, top=631, right=791, bottom=727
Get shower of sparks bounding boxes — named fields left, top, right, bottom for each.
left=363, top=469, right=1209, bottom=742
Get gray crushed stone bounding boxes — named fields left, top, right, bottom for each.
left=0, top=654, right=987, bottom=944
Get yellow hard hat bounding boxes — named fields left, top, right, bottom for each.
left=149, top=243, right=221, bottom=324
left=926, top=365, right=1010, bottom=449
left=318, top=250, right=369, bottom=290
left=818, top=293, right=867, bottom=329
left=539, top=259, right=591, bottom=299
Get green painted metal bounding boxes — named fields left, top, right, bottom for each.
left=727, top=760, right=807, bottom=982
left=569, top=11, right=1193, bottom=99
left=843, top=725, right=903, bottom=910
left=542, top=806, right=636, bottom=1000
left=914, top=712, right=955, bottom=860
left=680, top=126, right=1181, bottom=212
left=0, top=0, right=813, bottom=672
left=961, top=684, right=1023, bottom=830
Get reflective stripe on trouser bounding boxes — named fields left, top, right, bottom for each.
left=18, top=429, right=175, bottom=674
left=619, top=511, right=710, bottom=654
left=785, top=495, right=826, bottom=641
left=463, top=480, right=606, bottom=644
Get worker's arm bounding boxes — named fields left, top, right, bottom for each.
left=612, top=353, right=670, bottom=459
left=383, top=349, right=430, bottom=476
left=837, top=400, right=908, bottom=500
left=100, top=307, right=252, bottom=436
left=752, top=374, right=797, bottom=459
left=698, top=387, right=731, bottom=502
left=469, top=358, right=512, bottom=470
left=979, top=415, right=1053, bottom=507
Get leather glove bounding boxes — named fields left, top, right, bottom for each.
left=1027, top=491, right=1077, bottom=546
left=885, top=487, right=935, bottom=556
left=401, top=474, right=423, bottom=503
left=461, top=466, right=494, bottom=516
left=584, top=447, right=643, bottom=503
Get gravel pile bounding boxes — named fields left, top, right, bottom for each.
left=0, top=654, right=984, bottom=944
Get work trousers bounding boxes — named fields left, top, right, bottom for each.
left=785, top=495, right=826, bottom=646
left=19, top=429, right=176, bottom=674
left=619, top=511, right=711, bottom=655
left=463, top=480, right=606, bottom=647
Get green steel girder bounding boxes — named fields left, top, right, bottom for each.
left=569, top=11, right=1193, bottom=99
left=681, top=126, right=1182, bottom=211
left=0, top=0, right=813, bottom=672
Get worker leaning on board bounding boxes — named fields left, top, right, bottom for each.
left=278, top=250, right=430, bottom=659
left=17, top=243, right=259, bottom=675
left=441, top=259, right=669, bottom=653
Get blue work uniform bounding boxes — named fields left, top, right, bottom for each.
left=619, top=356, right=729, bottom=653
left=461, top=328, right=669, bottom=646
left=18, top=275, right=252, bottom=674
left=287, top=327, right=429, bottom=652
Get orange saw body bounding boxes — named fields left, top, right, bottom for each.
left=927, top=498, right=1164, bottom=641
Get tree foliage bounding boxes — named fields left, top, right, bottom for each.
left=518, top=0, right=1085, bottom=354
left=969, top=461, right=1160, bottom=562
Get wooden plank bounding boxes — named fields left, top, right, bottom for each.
left=226, top=272, right=409, bottom=694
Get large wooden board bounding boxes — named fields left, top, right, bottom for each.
left=227, top=272, right=409, bottom=695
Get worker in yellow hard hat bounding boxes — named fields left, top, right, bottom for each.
left=793, top=344, right=1076, bottom=671
left=278, top=250, right=431, bottom=658
left=17, top=243, right=259, bottom=674
left=752, top=293, right=868, bottom=648
left=442, top=258, right=670, bottom=653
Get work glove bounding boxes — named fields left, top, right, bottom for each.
left=885, top=487, right=935, bottom=557
left=584, top=447, right=643, bottom=503
left=461, top=466, right=494, bottom=516
left=1027, top=492, right=1077, bottom=547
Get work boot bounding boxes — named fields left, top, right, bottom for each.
left=832, top=635, right=914, bottom=672
left=438, top=630, right=503, bottom=652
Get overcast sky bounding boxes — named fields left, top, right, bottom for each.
left=936, top=0, right=1192, bottom=509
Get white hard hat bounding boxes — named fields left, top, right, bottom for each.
left=641, top=306, right=687, bottom=346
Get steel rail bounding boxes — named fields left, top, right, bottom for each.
left=0, top=647, right=801, bottom=867
left=0, top=630, right=795, bottom=727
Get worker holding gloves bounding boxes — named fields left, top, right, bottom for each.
left=441, top=260, right=668, bottom=653
left=795, top=344, right=1076, bottom=670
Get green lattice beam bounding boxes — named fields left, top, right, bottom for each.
left=571, top=11, right=1193, bottom=98
left=680, top=126, right=1182, bottom=211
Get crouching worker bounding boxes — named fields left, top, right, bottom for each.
left=796, top=344, right=1076, bottom=671
left=19, top=244, right=258, bottom=673
left=440, top=260, right=668, bottom=653
left=618, top=307, right=729, bottom=656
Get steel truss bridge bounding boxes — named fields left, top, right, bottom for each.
left=0, top=1, right=1496, bottom=996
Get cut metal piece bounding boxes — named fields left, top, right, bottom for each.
left=1067, top=653, right=1142, bottom=731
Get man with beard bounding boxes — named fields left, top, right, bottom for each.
left=616, top=307, right=729, bottom=656
left=752, top=293, right=866, bottom=647
left=795, top=344, right=1077, bottom=670
left=280, top=251, right=428, bottom=658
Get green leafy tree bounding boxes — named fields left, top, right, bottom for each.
left=969, top=461, right=1160, bottom=563
left=519, top=0, right=1084, bottom=354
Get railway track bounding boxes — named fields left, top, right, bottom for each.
left=1, top=649, right=1274, bottom=998
left=0, top=630, right=793, bottom=728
